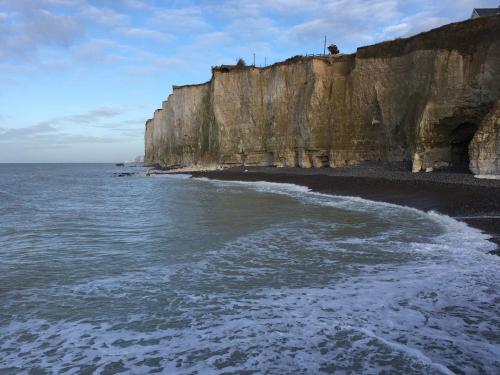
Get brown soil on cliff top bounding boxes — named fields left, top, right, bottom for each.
left=190, top=166, right=500, bottom=254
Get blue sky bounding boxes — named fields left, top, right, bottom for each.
left=0, top=0, right=498, bottom=162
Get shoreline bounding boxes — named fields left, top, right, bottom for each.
left=186, top=166, right=500, bottom=254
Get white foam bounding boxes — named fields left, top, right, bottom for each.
left=194, top=177, right=497, bottom=254
left=427, top=210, right=497, bottom=254
left=151, top=173, right=192, bottom=179
left=474, top=174, right=500, bottom=180
left=454, top=215, right=500, bottom=219
left=355, top=326, right=456, bottom=375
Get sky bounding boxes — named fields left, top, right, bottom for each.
left=0, top=0, right=498, bottom=163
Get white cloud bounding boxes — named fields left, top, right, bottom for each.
left=28, top=9, right=83, bottom=46
left=0, top=0, right=130, bottom=62
left=380, top=0, right=498, bottom=39
left=284, top=0, right=401, bottom=48
left=0, top=123, right=58, bottom=140
left=0, top=6, right=84, bottom=60
left=48, top=106, right=125, bottom=126
left=122, top=0, right=154, bottom=10
left=123, top=57, right=187, bottom=75
left=153, top=7, right=210, bottom=31
left=117, top=27, right=174, bottom=42
left=65, top=107, right=124, bottom=123
left=70, top=39, right=125, bottom=64
left=227, top=16, right=280, bottom=38
left=196, top=31, right=230, bottom=45
left=215, top=0, right=321, bottom=18
left=79, top=4, right=129, bottom=26
left=382, top=12, right=449, bottom=39
left=324, top=0, right=400, bottom=21
left=44, top=0, right=79, bottom=6
left=0, top=105, right=135, bottom=149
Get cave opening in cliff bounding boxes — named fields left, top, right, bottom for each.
left=449, top=122, right=477, bottom=172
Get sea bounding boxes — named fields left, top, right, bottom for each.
left=0, top=164, right=499, bottom=374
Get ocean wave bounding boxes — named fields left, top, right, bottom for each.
left=151, top=173, right=193, bottom=179
left=194, top=178, right=497, bottom=254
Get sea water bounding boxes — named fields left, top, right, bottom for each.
left=0, top=164, right=498, bottom=374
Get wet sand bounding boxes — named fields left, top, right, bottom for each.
left=190, top=166, right=500, bottom=254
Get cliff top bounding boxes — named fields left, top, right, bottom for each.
left=172, top=81, right=211, bottom=90
left=210, top=53, right=354, bottom=74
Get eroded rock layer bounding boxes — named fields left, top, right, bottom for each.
left=145, top=17, right=500, bottom=175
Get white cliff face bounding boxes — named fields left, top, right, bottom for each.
left=469, top=99, right=500, bottom=176
left=145, top=84, right=216, bottom=168
left=145, top=17, right=500, bottom=175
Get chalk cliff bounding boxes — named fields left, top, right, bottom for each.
left=145, top=17, right=500, bottom=176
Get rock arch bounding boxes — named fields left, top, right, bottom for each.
left=412, top=104, right=494, bottom=173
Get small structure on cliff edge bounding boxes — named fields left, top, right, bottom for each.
left=470, top=6, right=500, bottom=18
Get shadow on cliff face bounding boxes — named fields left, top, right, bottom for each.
left=449, top=122, right=477, bottom=172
